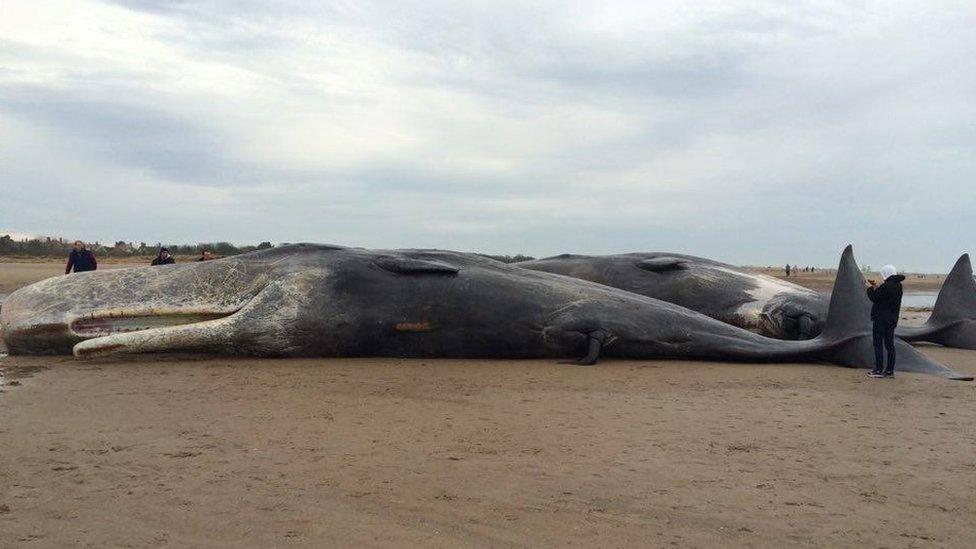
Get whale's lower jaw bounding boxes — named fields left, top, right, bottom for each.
left=3, top=307, right=241, bottom=356
left=71, top=312, right=233, bottom=338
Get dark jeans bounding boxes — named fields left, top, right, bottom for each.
left=872, top=321, right=896, bottom=373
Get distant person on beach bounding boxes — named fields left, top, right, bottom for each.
left=197, top=249, right=214, bottom=261
left=65, top=240, right=97, bottom=274
left=785, top=264, right=791, bottom=277
left=866, top=265, right=905, bottom=378
left=151, top=247, right=176, bottom=266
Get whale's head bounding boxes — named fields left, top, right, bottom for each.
left=759, top=291, right=828, bottom=340
left=0, top=259, right=269, bottom=356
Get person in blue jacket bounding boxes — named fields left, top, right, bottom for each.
left=65, top=240, right=97, bottom=274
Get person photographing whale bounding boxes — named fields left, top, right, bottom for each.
left=866, top=265, right=904, bottom=378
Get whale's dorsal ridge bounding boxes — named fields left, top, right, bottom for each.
left=373, top=255, right=460, bottom=276
left=635, top=257, right=690, bottom=272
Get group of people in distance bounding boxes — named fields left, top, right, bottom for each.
left=783, top=263, right=815, bottom=277
left=61, top=239, right=906, bottom=379
left=65, top=240, right=215, bottom=275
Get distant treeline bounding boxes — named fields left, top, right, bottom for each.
left=0, top=235, right=538, bottom=263
left=0, top=235, right=273, bottom=258
left=479, top=253, right=535, bottom=264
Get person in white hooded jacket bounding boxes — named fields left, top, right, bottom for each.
left=866, top=265, right=905, bottom=378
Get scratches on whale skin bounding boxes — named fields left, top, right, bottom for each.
left=75, top=342, right=125, bottom=358
left=396, top=322, right=432, bottom=332
left=545, top=299, right=599, bottom=321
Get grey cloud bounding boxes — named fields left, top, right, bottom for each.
left=1, top=1, right=975, bottom=271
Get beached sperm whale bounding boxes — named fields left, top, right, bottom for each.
left=0, top=244, right=969, bottom=379
left=521, top=253, right=827, bottom=340
left=896, top=254, right=976, bottom=350
left=521, top=251, right=976, bottom=350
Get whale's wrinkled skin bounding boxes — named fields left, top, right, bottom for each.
left=521, top=253, right=828, bottom=340
left=0, top=244, right=969, bottom=379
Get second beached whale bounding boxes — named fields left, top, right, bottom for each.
left=521, top=252, right=976, bottom=351
left=521, top=252, right=827, bottom=340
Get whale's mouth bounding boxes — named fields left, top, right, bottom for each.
left=70, top=310, right=237, bottom=338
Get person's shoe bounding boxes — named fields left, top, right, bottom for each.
left=868, top=371, right=885, bottom=378
left=883, top=371, right=894, bottom=378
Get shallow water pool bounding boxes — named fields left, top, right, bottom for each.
left=901, top=292, right=937, bottom=309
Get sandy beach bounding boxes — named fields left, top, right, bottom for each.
left=1, top=262, right=974, bottom=548
left=0, top=261, right=143, bottom=295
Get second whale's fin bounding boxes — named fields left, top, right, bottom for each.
left=930, top=254, right=976, bottom=324
left=911, top=254, right=976, bottom=350
left=814, top=246, right=972, bottom=380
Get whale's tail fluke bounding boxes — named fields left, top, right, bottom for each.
left=819, top=245, right=870, bottom=342
left=895, top=254, right=976, bottom=350
left=910, top=254, right=976, bottom=350
left=931, top=254, right=976, bottom=323
left=814, top=245, right=972, bottom=380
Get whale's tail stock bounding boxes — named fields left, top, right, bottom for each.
left=813, top=245, right=972, bottom=380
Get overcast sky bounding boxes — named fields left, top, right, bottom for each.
left=1, top=1, right=974, bottom=270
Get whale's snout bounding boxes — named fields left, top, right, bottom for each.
left=1, top=315, right=78, bottom=355
left=0, top=260, right=267, bottom=357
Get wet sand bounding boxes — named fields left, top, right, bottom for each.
left=2, top=353, right=975, bottom=548
left=1, top=261, right=974, bottom=547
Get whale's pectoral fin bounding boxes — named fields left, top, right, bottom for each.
left=374, top=256, right=460, bottom=276
left=571, top=330, right=608, bottom=366
left=636, top=257, right=689, bottom=272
